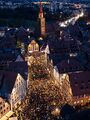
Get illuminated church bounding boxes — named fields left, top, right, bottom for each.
left=28, top=39, right=39, bottom=53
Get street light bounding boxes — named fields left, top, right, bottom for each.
left=28, top=36, right=30, bottom=39
left=51, top=107, right=60, bottom=116
left=27, top=28, right=30, bottom=32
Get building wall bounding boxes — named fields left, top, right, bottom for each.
left=28, top=40, right=39, bottom=53
left=59, top=74, right=90, bottom=105
left=0, top=97, right=10, bottom=119
left=48, top=62, right=73, bottom=103
left=60, top=74, right=73, bottom=103
left=40, top=18, right=46, bottom=36
left=10, top=74, right=26, bottom=109
left=73, top=95, right=90, bottom=106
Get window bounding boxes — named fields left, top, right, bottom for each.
left=19, top=82, right=21, bottom=85
left=88, top=80, right=90, bottom=83
left=17, top=83, right=18, bottom=88
left=0, top=106, right=2, bottom=110
left=1, top=111, right=3, bottom=114
left=75, top=82, right=78, bottom=86
left=86, top=86, right=88, bottom=89
left=80, top=86, right=84, bottom=90
left=3, top=104, right=5, bottom=107
left=0, top=102, right=2, bottom=104
left=74, top=101, right=76, bottom=104
left=81, top=81, right=85, bottom=86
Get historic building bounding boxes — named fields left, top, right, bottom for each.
left=59, top=71, right=90, bottom=105
left=0, top=97, right=10, bottom=119
left=0, top=71, right=27, bottom=110
left=28, top=39, right=39, bottom=53
left=38, top=2, right=46, bottom=37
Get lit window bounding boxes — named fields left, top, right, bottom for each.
left=0, top=106, right=2, bottom=110
left=74, top=101, right=76, bottom=104
left=1, top=111, right=3, bottom=114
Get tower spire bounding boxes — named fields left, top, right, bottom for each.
left=38, top=1, right=46, bottom=37
left=40, top=1, right=43, bottom=13
left=39, top=1, right=43, bottom=18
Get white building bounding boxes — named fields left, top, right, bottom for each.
left=0, top=71, right=27, bottom=110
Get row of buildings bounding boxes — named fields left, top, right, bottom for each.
left=0, top=3, right=46, bottom=119
left=0, top=2, right=90, bottom=119
left=0, top=51, right=28, bottom=119
left=41, top=15, right=90, bottom=105
left=23, top=4, right=90, bottom=107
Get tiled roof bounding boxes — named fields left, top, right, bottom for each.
left=69, top=71, right=90, bottom=97
left=7, top=62, right=28, bottom=80
left=46, top=22, right=59, bottom=34
left=0, top=53, right=17, bottom=62
left=48, top=53, right=68, bottom=66
left=56, top=58, right=83, bottom=73
left=0, top=71, right=17, bottom=99
left=47, top=36, right=79, bottom=54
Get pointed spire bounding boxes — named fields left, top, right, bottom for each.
left=40, top=1, right=43, bottom=13
left=39, top=1, right=43, bottom=18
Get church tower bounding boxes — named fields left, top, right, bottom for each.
left=38, top=2, right=46, bottom=37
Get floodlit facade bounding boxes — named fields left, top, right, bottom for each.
left=10, top=73, right=27, bottom=109
left=28, top=40, right=39, bottom=53
left=0, top=97, right=10, bottom=119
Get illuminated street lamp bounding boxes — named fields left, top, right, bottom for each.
left=27, top=28, right=30, bottom=32
left=7, top=28, right=10, bottom=31
left=38, top=37, right=43, bottom=40
left=28, top=36, right=30, bottom=39
left=51, top=107, right=60, bottom=116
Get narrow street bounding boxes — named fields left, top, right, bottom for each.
left=14, top=52, right=70, bottom=120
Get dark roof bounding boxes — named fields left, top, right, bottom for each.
left=0, top=48, right=20, bottom=54
left=46, top=22, right=59, bottom=34
left=6, top=28, right=17, bottom=35
left=69, top=71, right=90, bottom=97
left=48, top=53, right=68, bottom=66
left=0, top=34, right=16, bottom=48
left=47, top=36, right=79, bottom=54
left=70, top=109, right=90, bottom=120
left=7, top=62, right=28, bottom=80
left=16, top=27, right=29, bottom=40
left=0, top=53, right=17, bottom=62
left=56, top=58, right=83, bottom=73
left=0, top=71, right=17, bottom=99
